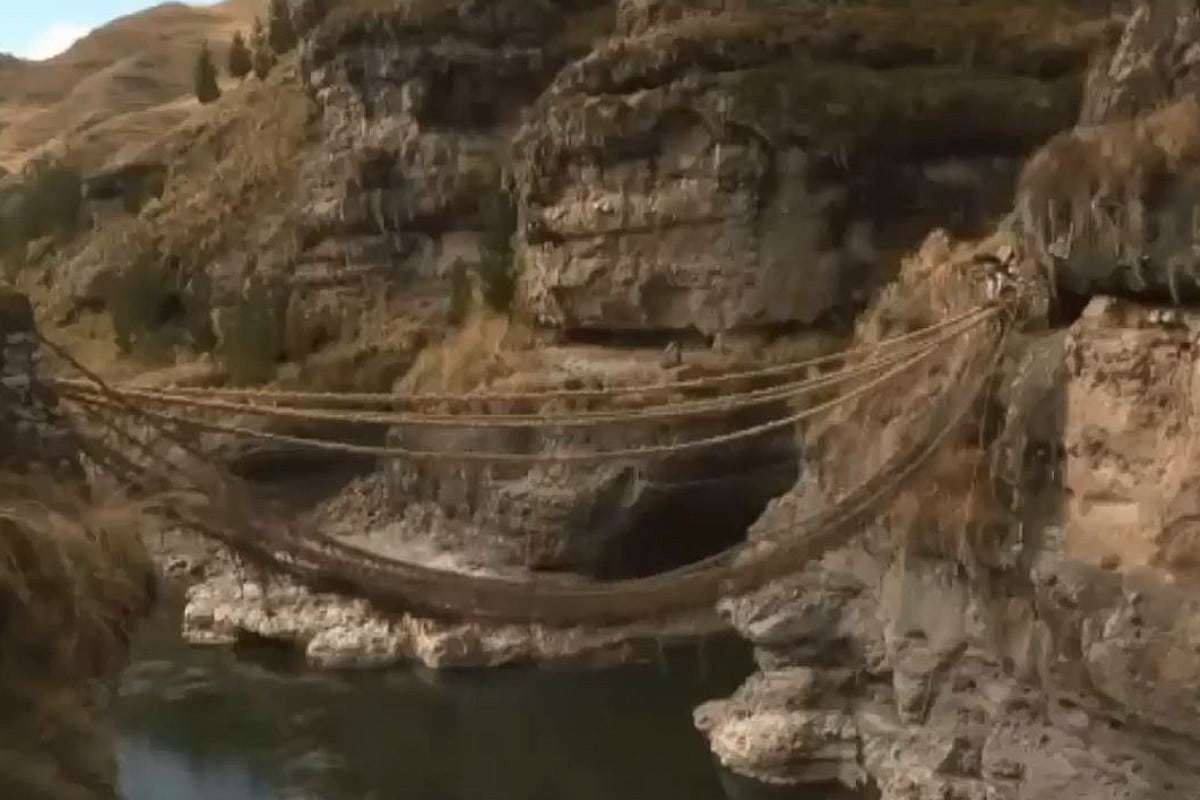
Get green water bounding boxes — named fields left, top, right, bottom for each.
left=115, top=606, right=766, bottom=800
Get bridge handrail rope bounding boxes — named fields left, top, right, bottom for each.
left=261, top=310, right=1005, bottom=586
left=175, top=317, right=1010, bottom=624
left=52, top=311, right=988, bottom=429
left=41, top=303, right=1011, bottom=624
left=49, top=306, right=991, bottom=407
left=60, top=309, right=996, bottom=465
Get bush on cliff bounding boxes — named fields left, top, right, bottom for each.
left=228, top=31, right=253, bottom=80
left=108, top=256, right=214, bottom=358
left=194, top=41, right=221, bottom=104
left=0, top=475, right=155, bottom=800
left=108, top=257, right=178, bottom=356
left=268, top=0, right=298, bottom=55
left=0, top=158, right=83, bottom=267
left=251, top=17, right=276, bottom=80
left=477, top=184, right=519, bottom=314
left=219, top=285, right=286, bottom=385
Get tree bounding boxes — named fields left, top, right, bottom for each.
left=250, top=17, right=275, bottom=80
left=193, top=41, right=221, bottom=104
left=267, top=0, right=298, bottom=55
left=228, top=31, right=252, bottom=80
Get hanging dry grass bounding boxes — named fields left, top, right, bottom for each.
left=0, top=472, right=157, bottom=800
left=397, top=311, right=539, bottom=397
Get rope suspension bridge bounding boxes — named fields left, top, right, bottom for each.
left=39, top=301, right=1012, bottom=626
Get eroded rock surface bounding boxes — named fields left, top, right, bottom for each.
left=183, top=556, right=721, bottom=671
left=512, top=1, right=1100, bottom=334
left=0, top=288, right=77, bottom=471
left=387, top=342, right=798, bottom=577
left=694, top=230, right=1200, bottom=797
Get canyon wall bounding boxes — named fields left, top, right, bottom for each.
left=0, top=287, right=76, bottom=471
left=695, top=5, right=1200, bottom=798
left=274, top=0, right=1110, bottom=578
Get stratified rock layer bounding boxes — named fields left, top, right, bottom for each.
left=695, top=236, right=1200, bottom=797
left=0, top=288, right=76, bottom=471
left=512, top=1, right=1100, bottom=334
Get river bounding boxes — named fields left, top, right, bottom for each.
left=114, top=603, right=781, bottom=800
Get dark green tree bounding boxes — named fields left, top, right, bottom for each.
left=193, top=41, right=221, bottom=104
left=250, top=17, right=275, bottom=80
left=477, top=184, right=519, bottom=314
left=267, top=0, right=298, bottom=55
left=228, top=31, right=252, bottom=80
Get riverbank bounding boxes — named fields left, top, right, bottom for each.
left=118, top=597, right=756, bottom=800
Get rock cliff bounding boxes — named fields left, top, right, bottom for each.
left=694, top=5, right=1200, bottom=797
left=0, top=288, right=77, bottom=471
left=512, top=0, right=1100, bottom=335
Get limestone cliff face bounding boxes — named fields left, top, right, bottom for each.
left=1063, top=297, right=1200, bottom=571
left=1016, top=1, right=1200, bottom=307
left=0, top=289, right=76, bottom=472
left=510, top=1, right=1097, bottom=334
left=694, top=7, right=1200, bottom=797
left=296, top=1, right=611, bottom=312
left=270, top=0, right=1110, bottom=577
left=695, top=231, right=1200, bottom=798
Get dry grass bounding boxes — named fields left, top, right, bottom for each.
left=0, top=0, right=265, bottom=173
left=110, top=60, right=313, bottom=280
left=0, top=472, right=157, bottom=800
left=398, top=312, right=538, bottom=396
left=1016, top=95, right=1200, bottom=264
left=803, top=226, right=1037, bottom=566
left=32, top=60, right=315, bottom=374
left=890, top=443, right=1011, bottom=564
left=283, top=297, right=432, bottom=394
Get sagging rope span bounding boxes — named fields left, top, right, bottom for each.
left=41, top=304, right=1010, bottom=624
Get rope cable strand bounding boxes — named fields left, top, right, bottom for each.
left=180, top=320, right=1009, bottom=625
left=61, top=314, right=995, bottom=465
left=49, top=306, right=995, bottom=407
left=53, top=311, right=992, bottom=429
left=263, top=314, right=1005, bottom=589
left=44, top=305, right=1010, bottom=624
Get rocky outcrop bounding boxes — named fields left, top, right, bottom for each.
left=1017, top=1, right=1200, bottom=310
left=1063, top=296, right=1200, bottom=571
left=693, top=234, right=1200, bottom=796
left=696, top=119, right=1200, bottom=800
left=295, top=1, right=612, bottom=325
left=0, top=288, right=76, bottom=471
left=387, top=341, right=798, bottom=577
left=696, top=536, right=1200, bottom=799
left=282, top=0, right=1111, bottom=582
left=511, top=1, right=1104, bottom=335
left=183, top=548, right=720, bottom=670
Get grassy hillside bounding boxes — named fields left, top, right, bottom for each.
left=0, top=0, right=265, bottom=172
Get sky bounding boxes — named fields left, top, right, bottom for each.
left=1, top=1, right=222, bottom=60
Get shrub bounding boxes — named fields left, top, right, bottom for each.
left=219, top=286, right=286, bottom=385
left=228, top=31, right=252, bottom=80
left=107, top=257, right=214, bottom=358
left=251, top=17, right=276, bottom=80
left=268, top=0, right=298, bottom=55
left=448, top=258, right=472, bottom=324
left=194, top=41, right=221, bottom=104
left=107, top=257, right=179, bottom=356
left=0, top=158, right=83, bottom=264
left=476, top=181, right=518, bottom=314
